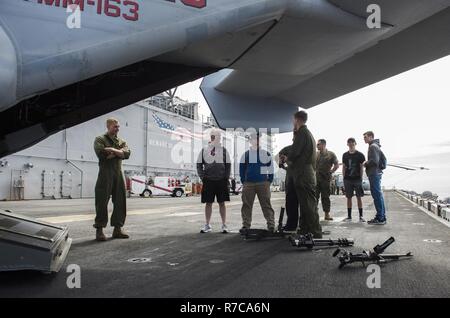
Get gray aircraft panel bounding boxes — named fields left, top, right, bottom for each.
left=0, top=0, right=286, bottom=111
left=210, top=0, right=449, bottom=100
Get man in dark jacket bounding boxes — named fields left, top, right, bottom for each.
left=239, top=133, right=275, bottom=232
left=287, top=111, right=322, bottom=238
left=197, top=129, right=231, bottom=233
left=363, top=131, right=386, bottom=225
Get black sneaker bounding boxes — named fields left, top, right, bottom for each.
left=367, top=218, right=386, bottom=225
left=239, top=227, right=249, bottom=234
left=282, top=228, right=297, bottom=234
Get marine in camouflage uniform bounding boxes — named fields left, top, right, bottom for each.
left=93, top=118, right=131, bottom=241
left=316, top=139, right=339, bottom=220
left=287, top=111, right=322, bottom=238
left=330, top=174, right=337, bottom=195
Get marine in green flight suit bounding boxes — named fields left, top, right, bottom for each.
left=315, top=139, right=339, bottom=220
left=93, top=118, right=131, bottom=241
left=278, top=145, right=301, bottom=231
left=287, top=111, right=322, bottom=238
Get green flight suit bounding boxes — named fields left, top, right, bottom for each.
left=93, top=134, right=131, bottom=229
left=316, top=150, right=338, bottom=213
left=287, top=125, right=322, bottom=238
left=279, top=145, right=301, bottom=230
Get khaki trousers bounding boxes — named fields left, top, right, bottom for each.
left=241, top=181, right=275, bottom=230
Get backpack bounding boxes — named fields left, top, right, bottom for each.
left=379, top=150, right=387, bottom=170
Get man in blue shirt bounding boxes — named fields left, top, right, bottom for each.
left=239, top=133, right=275, bottom=232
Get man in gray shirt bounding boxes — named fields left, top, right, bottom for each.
left=197, top=129, right=231, bottom=233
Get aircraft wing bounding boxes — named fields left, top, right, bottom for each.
left=199, top=0, right=450, bottom=131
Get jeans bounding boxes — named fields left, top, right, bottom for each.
left=368, top=174, right=386, bottom=221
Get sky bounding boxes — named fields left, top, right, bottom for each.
left=175, top=55, right=450, bottom=199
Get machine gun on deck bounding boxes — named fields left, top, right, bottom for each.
left=289, top=233, right=354, bottom=250
left=333, top=237, right=413, bottom=269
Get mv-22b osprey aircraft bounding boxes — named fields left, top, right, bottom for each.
left=0, top=0, right=449, bottom=273
left=1, top=0, right=450, bottom=158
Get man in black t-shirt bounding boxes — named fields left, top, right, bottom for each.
left=342, top=138, right=366, bottom=222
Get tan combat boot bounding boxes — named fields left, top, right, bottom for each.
left=324, top=212, right=334, bottom=221
left=96, top=228, right=107, bottom=242
left=112, top=227, right=130, bottom=239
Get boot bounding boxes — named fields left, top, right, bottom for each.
left=112, top=227, right=130, bottom=239
left=96, top=228, right=107, bottom=242
left=324, top=212, right=334, bottom=221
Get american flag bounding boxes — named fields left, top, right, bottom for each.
left=153, top=113, right=175, bottom=131
left=152, top=113, right=205, bottom=141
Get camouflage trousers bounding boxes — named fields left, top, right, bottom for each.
left=316, top=175, right=331, bottom=213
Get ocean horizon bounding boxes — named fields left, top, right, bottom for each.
left=383, top=152, right=450, bottom=200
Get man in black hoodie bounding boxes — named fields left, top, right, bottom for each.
left=363, top=131, right=386, bottom=225
left=197, top=129, right=231, bottom=233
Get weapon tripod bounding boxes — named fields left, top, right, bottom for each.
left=241, top=208, right=353, bottom=250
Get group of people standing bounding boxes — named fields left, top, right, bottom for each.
left=196, top=111, right=388, bottom=239
left=91, top=112, right=387, bottom=242
left=196, top=129, right=277, bottom=234
left=280, top=118, right=388, bottom=232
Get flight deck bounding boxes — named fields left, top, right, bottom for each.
left=0, top=191, right=448, bottom=298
